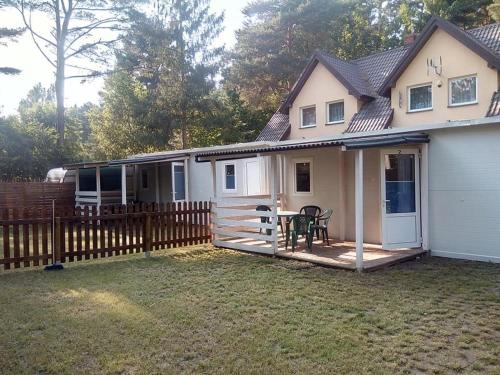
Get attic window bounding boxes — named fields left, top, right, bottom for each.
left=408, top=84, right=432, bottom=112
left=300, top=105, right=316, bottom=128
left=327, top=101, right=344, bottom=124
left=449, top=75, right=477, bottom=106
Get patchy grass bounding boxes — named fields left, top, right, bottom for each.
left=0, top=246, right=499, bottom=375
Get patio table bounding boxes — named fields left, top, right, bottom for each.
left=277, top=210, right=299, bottom=238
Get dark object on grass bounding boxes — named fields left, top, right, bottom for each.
left=44, top=263, right=64, bottom=271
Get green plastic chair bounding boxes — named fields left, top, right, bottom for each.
left=285, top=214, right=314, bottom=252
left=309, top=209, right=333, bottom=245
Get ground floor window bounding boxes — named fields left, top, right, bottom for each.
left=294, top=159, right=312, bottom=194
left=224, top=163, right=236, bottom=192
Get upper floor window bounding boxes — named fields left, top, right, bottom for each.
left=408, top=84, right=432, bottom=112
left=449, top=75, right=477, bottom=106
left=224, top=163, right=236, bottom=192
left=326, top=100, right=344, bottom=124
left=300, top=105, right=316, bottom=128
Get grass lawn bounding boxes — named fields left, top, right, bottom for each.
left=0, top=246, right=499, bottom=375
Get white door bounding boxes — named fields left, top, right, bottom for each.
left=171, top=162, right=186, bottom=202
left=245, top=160, right=261, bottom=196
left=381, top=149, right=421, bottom=249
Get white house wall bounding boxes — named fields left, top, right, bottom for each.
left=428, top=124, right=500, bottom=262
left=188, top=157, right=213, bottom=201
left=216, top=157, right=269, bottom=197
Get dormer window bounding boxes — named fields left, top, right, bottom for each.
left=408, top=83, right=432, bottom=112
left=326, top=100, right=344, bottom=124
left=449, top=75, right=477, bottom=106
left=300, top=105, right=316, bottom=128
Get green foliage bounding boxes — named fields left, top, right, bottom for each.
left=0, top=83, right=94, bottom=179
left=92, top=0, right=226, bottom=156
left=0, top=1, right=24, bottom=75
left=488, top=0, right=500, bottom=20
left=226, top=0, right=495, bottom=112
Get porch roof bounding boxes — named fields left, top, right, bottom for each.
left=195, top=132, right=429, bottom=160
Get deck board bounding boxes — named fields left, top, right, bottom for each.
left=215, top=235, right=427, bottom=271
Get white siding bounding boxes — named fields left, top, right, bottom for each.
left=216, top=157, right=269, bottom=197
left=188, top=157, right=213, bottom=201
left=428, top=125, right=500, bottom=262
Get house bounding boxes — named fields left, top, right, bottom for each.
left=65, top=146, right=269, bottom=210
left=195, top=17, right=500, bottom=269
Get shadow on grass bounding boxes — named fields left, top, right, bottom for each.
left=0, top=246, right=499, bottom=375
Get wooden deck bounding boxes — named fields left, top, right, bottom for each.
left=215, top=235, right=427, bottom=271
left=276, top=239, right=427, bottom=271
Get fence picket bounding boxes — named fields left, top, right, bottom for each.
left=0, top=202, right=211, bottom=270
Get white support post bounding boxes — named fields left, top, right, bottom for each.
left=155, top=163, right=160, bottom=204
left=210, top=159, right=217, bottom=242
left=96, top=166, right=101, bottom=215
left=355, top=149, right=364, bottom=272
left=121, top=164, right=127, bottom=206
left=338, top=149, right=346, bottom=241
left=75, top=168, right=80, bottom=207
left=421, top=143, right=430, bottom=251
left=269, top=154, right=279, bottom=253
left=184, top=158, right=190, bottom=202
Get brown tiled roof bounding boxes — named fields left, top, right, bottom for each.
left=256, top=112, right=290, bottom=141
left=486, top=91, right=500, bottom=117
left=257, top=18, right=500, bottom=140
left=345, top=97, right=393, bottom=133
left=379, top=18, right=500, bottom=96
left=353, top=46, right=410, bottom=93
left=468, top=23, right=500, bottom=55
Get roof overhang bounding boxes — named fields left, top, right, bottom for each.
left=195, top=115, right=500, bottom=161
left=379, top=16, right=500, bottom=96
left=195, top=133, right=429, bottom=161
left=108, top=154, right=190, bottom=166
left=64, top=161, right=109, bottom=169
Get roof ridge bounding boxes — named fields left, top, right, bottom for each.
left=351, top=45, right=410, bottom=62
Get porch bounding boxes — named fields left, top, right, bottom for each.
left=216, top=235, right=427, bottom=271
left=198, top=132, right=431, bottom=272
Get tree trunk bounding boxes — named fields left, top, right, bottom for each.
left=55, top=57, right=65, bottom=142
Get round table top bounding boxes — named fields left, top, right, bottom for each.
left=277, top=210, right=299, bottom=217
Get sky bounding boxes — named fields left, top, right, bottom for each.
left=0, top=0, right=249, bottom=115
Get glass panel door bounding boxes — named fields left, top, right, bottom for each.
left=384, top=154, right=416, bottom=214
left=172, top=163, right=186, bottom=201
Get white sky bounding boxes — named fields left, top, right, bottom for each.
left=0, top=0, right=248, bottom=115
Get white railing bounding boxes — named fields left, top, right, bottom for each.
left=212, top=196, right=278, bottom=255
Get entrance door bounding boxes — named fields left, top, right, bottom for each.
left=245, top=160, right=261, bottom=196
left=381, top=150, right=421, bottom=249
left=171, top=162, right=186, bottom=202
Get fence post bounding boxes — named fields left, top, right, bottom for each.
left=45, top=216, right=64, bottom=271
left=144, top=214, right=152, bottom=258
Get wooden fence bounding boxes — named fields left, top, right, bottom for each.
left=0, top=182, right=75, bottom=211
left=0, top=202, right=211, bottom=270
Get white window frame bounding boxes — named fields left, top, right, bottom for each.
left=171, top=162, right=186, bottom=202
left=293, top=158, right=313, bottom=195
left=222, top=162, right=237, bottom=193
left=326, top=100, right=345, bottom=124
left=407, top=83, right=433, bottom=113
left=448, top=74, right=478, bottom=107
left=300, top=105, right=316, bottom=128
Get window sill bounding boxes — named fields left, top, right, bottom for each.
left=300, top=125, right=316, bottom=129
left=326, top=121, right=345, bottom=125
left=293, top=191, right=313, bottom=196
left=406, top=108, right=433, bottom=114
left=447, top=101, right=478, bottom=108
